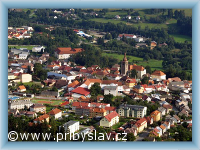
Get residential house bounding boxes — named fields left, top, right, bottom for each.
left=30, top=104, right=46, bottom=113
left=20, top=74, right=32, bottom=83
left=150, top=110, right=161, bottom=122
left=33, top=114, right=50, bottom=123
left=17, top=85, right=26, bottom=92
left=151, top=70, right=166, bottom=81
left=168, top=81, right=185, bottom=91
left=134, top=118, right=147, bottom=133
left=90, top=108, right=107, bottom=117
left=25, top=111, right=37, bottom=118
left=48, top=108, right=62, bottom=119
left=158, top=107, right=166, bottom=117
left=133, top=85, right=144, bottom=94
left=150, top=41, right=157, bottom=49
left=100, top=111, right=119, bottom=127
left=104, top=85, right=118, bottom=96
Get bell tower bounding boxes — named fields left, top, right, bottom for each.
left=121, top=53, right=129, bottom=76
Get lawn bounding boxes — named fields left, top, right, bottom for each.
left=102, top=52, right=163, bottom=71
left=8, top=45, right=40, bottom=50
left=102, top=52, right=143, bottom=62
left=112, top=122, right=125, bottom=130
left=22, top=82, right=41, bottom=87
left=136, top=59, right=163, bottom=71
left=169, top=34, right=192, bottom=43
left=90, top=18, right=125, bottom=24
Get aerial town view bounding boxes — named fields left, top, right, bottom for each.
left=8, top=9, right=192, bottom=142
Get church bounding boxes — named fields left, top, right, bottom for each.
left=121, top=53, right=146, bottom=78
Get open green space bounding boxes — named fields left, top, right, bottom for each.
left=169, top=34, right=192, bottom=43
left=102, top=52, right=163, bottom=71
left=102, top=52, right=143, bottom=62
left=31, top=99, right=64, bottom=106
left=8, top=45, right=39, bottom=50
left=111, top=122, right=125, bottom=130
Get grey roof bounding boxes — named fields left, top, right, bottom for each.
left=64, top=121, right=79, bottom=127
left=119, top=104, right=146, bottom=111
left=104, top=86, right=117, bottom=91
left=170, top=81, right=184, bottom=86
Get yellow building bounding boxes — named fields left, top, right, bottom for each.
left=150, top=110, right=161, bottom=122
left=90, top=108, right=107, bottom=117
left=125, top=79, right=137, bottom=88
left=20, top=74, right=32, bottom=83
left=100, top=111, right=119, bottom=127
left=133, top=85, right=144, bottom=94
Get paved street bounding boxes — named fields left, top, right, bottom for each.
left=135, top=129, right=151, bottom=141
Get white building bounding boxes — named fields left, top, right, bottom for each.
left=55, top=47, right=84, bottom=59
left=8, top=99, right=33, bottom=110
left=32, top=46, right=45, bottom=52
left=100, top=111, right=119, bottom=127
left=48, top=108, right=62, bottom=119
left=19, top=53, right=28, bottom=59
left=63, top=121, right=79, bottom=133
left=104, top=85, right=118, bottom=96
left=151, top=70, right=166, bottom=81
left=20, top=74, right=32, bottom=83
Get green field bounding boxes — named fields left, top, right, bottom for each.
left=102, top=52, right=163, bottom=71
left=102, top=52, right=143, bottom=62
left=31, top=99, right=64, bottom=106
left=169, top=34, right=192, bottom=43
left=90, top=18, right=125, bottom=24
left=8, top=45, right=39, bottom=50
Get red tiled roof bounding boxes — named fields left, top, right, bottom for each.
left=151, top=110, right=161, bottom=116
left=105, top=106, right=116, bottom=111
left=104, top=111, right=119, bottom=122
left=129, top=64, right=145, bottom=71
left=60, top=101, right=70, bottom=106
left=71, top=87, right=90, bottom=96
left=56, top=47, right=84, bottom=54
left=48, top=108, right=62, bottom=115
left=34, top=114, right=49, bottom=122
left=152, top=70, right=166, bottom=76
left=18, top=85, right=26, bottom=90
left=72, top=102, right=89, bottom=107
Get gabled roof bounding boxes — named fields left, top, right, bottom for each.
left=68, top=80, right=79, bottom=88
left=48, top=108, right=62, bottom=115
left=104, top=111, right=119, bottom=122
left=71, top=87, right=90, bottom=96
left=152, top=70, right=166, bottom=76
left=129, top=64, right=145, bottom=71
left=34, top=114, right=49, bottom=122
left=18, top=85, right=26, bottom=90
left=151, top=110, right=161, bottom=116
left=60, top=101, right=70, bottom=106
left=56, top=47, right=84, bottom=54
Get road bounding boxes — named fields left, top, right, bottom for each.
left=135, top=129, right=151, bottom=141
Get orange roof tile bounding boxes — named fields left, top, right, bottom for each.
left=18, top=85, right=26, bottom=90
left=34, top=114, right=49, bottom=122
left=152, top=70, right=166, bottom=76
left=104, top=111, right=119, bottom=122
left=151, top=110, right=161, bottom=116
left=48, top=108, right=62, bottom=115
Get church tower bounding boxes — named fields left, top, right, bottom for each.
left=121, top=53, right=129, bottom=76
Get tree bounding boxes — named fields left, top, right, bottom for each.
left=127, top=133, right=136, bottom=141
left=145, top=65, right=152, bottom=74
left=90, top=82, right=101, bottom=96
left=168, top=9, right=173, bottom=19
left=141, top=76, right=149, bottom=84
left=130, top=69, right=137, bottom=78
left=170, top=110, right=175, bottom=116
left=51, top=86, right=58, bottom=92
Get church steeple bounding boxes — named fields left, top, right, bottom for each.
left=123, top=52, right=127, bottom=61
left=121, top=52, right=129, bottom=76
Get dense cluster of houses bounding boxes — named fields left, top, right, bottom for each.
left=8, top=45, right=192, bottom=140
left=8, top=26, right=33, bottom=39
